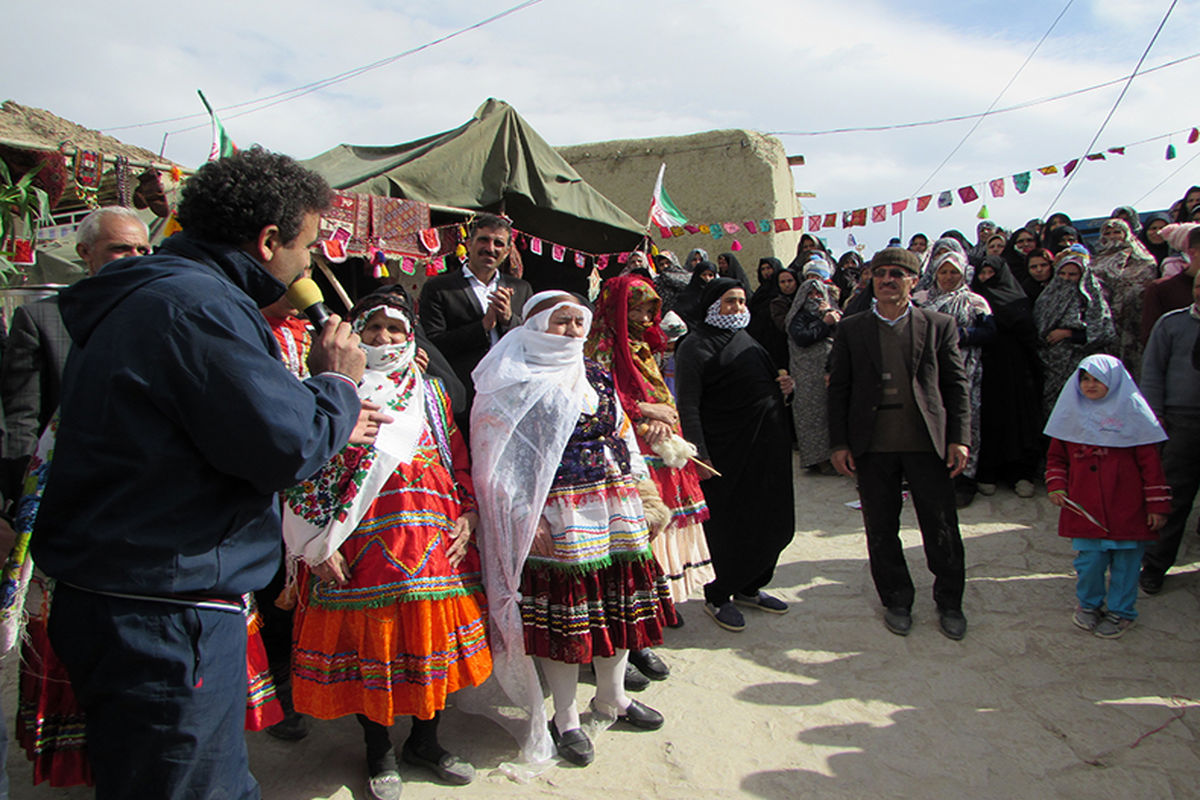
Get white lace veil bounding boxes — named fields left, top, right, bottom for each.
left=459, top=292, right=595, bottom=765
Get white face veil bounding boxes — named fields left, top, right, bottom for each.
left=460, top=292, right=595, bottom=765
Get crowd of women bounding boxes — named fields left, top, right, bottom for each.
left=724, top=184, right=1200, bottom=509
left=5, top=183, right=1199, bottom=799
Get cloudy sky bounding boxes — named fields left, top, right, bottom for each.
left=7, top=0, right=1198, bottom=253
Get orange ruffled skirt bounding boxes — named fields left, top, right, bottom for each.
left=292, top=574, right=492, bottom=725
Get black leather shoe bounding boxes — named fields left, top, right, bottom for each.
left=623, top=660, right=650, bottom=692
left=1139, top=568, right=1164, bottom=595
left=628, top=648, right=669, bottom=680
left=883, top=607, right=912, bottom=636
left=549, top=720, right=594, bottom=766
left=938, top=609, right=967, bottom=640
left=592, top=697, right=664, bottom=731
left=615, top=699, right=664, bottom=730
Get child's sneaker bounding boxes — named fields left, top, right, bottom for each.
left=1093, top=613, right=1135, bottom=639
left=1072, top=606, right=1102, bottom=631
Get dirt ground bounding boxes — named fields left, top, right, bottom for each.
left=7, top=462, right=1200, bottom=799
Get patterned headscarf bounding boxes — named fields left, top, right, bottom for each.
left=585, top=274, right=672, bottom=413
left=1033, top=247, right=1114, bottom=342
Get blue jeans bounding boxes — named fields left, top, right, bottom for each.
left=1075, top=544, right=1145, bottom=620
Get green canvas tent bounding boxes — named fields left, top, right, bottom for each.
left=301, top=99, right=646, bottom=255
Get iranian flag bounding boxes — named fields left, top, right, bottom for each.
left=648, top=163, right=688, bottom=228
left=198, top=90, right=237, bottom=161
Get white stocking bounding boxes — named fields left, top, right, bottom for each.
left=538, top=657, right=581, bottom=732
left=592, top=650, right=631, bottom=715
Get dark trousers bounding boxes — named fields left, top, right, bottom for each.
left=704, top=566, right=776, bottom=607
left=1143, top=411, right=1200, bottom=576
left=855, top=451, right=965, bottom=612
left=49, top=584, right=259, bottom=800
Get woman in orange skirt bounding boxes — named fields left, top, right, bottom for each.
left=283, top=292, right=491, bottom=800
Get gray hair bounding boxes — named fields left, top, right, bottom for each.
left=76, top=207, right=148, bottom=248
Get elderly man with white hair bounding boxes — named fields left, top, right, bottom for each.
left=1, top=206, right=150, bottom=464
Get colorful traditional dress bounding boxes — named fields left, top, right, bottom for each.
left=586, top=275, right=712, bottom=602
left=284, top=336, right=491, bottom=725
left=520, top=360, right=677, bottom=663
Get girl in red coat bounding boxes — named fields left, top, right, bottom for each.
left=1044, top=354, right=1170, bottom=639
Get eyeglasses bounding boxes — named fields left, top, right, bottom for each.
left=874, top=268, right=911, bottom=279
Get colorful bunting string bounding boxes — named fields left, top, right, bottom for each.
left=651, top=126, right=1198, bottom=237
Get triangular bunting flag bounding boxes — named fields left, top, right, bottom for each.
left=670, top=226, right=685, bottom=237
left=871, top=205, right=887, bottom=223
left=1063, top=159, right=1079, bottom=177
left=552, top=244, right=565, bottom=262
left=744, top=221, right=757, bottom=234
left=792, top=217, right=804, bottom=230
left=657, top=226, right=672, bottom=239
left=989, top=178, right=1005, bottom=198
left=958, top=186, right=978, bottom=203
left=683, top=225, right=700, bottom=234
left=699, top=224, right=710, bottom=234
left=711, top=225, right=723, bottom=240
left=937, top=191, right=953, bottom=208
left=597, top=255, right=609, bottom=269
left=891, top=199, right=909, bottom=215
left=1189, top=128, right=1199, bottom=145
left=1085, top=153, right=1106, bottom=161
left=575, top=252, right=586, bottom=268
left=758, top=220, right=772, bottom=233
left=1013, top=172, right=1031, bottom=193
left=1166, top=144, right=1177, bottom=160
left=823, top=213, right=838, bottom=227
left=530, top=237, right=543, bottom=255
left=916, top=195, right=932, bottom=212
left=723, top=222, right=741, bottom=234
left=774, top=218, right=790, bottom=233
left=1107, top=147, right=1125, bottom=155
left=1038, top=165, right=1059, bottom=175
left=808, top=215, right=822, bottom=232
left=977, top=205, right=989, bottom=220
left=850, top=208, right=867, bottom=227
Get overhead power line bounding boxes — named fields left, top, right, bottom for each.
left=910, top=0, right=1076, bottom=199
left=1043, top=0, right=1179, bottom=215
left=103, top=0, right=547, bottom=134
left=767, top=50, right=1200, bottom=138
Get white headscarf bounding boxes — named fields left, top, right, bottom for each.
left=1043, top=354, right=1166, bottom=447
left=462, top=291, right=594, bottom=765
left=282, top=301, right=428, bottom=567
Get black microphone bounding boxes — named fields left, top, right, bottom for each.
left=285, top=277, right=331, bottom=331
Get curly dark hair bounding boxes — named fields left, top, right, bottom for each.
left=176, top=146, right=332, bottom=246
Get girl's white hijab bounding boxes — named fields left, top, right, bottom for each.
left=1043, top=353, right=1166, bottom=447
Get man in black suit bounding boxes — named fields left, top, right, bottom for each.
left=2, top=206, right=150, bottom=463
left=418, top=213, right=532, bottom=425
left=827, top=247, right=971, bottom=640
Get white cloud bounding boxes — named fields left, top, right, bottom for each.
left=3, top=0, right=1197, bottom=252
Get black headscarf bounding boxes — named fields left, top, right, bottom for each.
left=675, top=260, right=719, bottom=322
left=697, top=276, right=742, bottom=327
left=1173, top=185, right=1200, bottom=222
left=971, top=255, right=1031, bottom=332
left=1000, top=227, right=1039, bottom=283
left=717, top=252, right=751, bottom=290
left=1044, top=225, right=1081, bottom=255
left=1138, top=213, right=1171, bottom=264
left=750, top=257, right=782, bottom=311
left=833, top=251, right=864, bottom=303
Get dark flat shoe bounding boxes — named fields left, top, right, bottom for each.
left=592, top=698, right=664, bottom=731
left=623, top=660, right=650, bottom=692
left=938, top=609, right=967, bottom=640
left=401, top=741, right=475, bottom=785
left=884, top=607, right=912, bottom=636
left=628, top=648, right=669, bottom=680
left=549, top=720, right=594, bottom=766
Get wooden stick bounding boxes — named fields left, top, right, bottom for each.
left=690, top=455, right=722, bottom=477
left=313, top=255, right=353, bottom=311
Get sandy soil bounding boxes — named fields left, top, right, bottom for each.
left=7, top=462, right=1200, bottom=799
